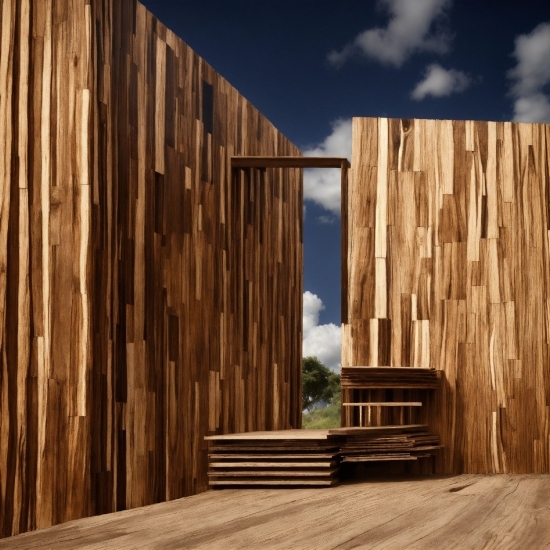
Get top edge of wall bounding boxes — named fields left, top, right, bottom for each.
left=351, top=115, right=550, bottom=126
left=132, top=0, right=302, bottom=154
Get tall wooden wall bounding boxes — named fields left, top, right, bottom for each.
left=343, top=116, right=550, bottom=475
left=0, top=0, right=302, bottom=537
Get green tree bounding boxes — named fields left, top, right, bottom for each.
left=302, top=356, right=341, bottom=411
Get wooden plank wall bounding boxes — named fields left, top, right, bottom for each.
left=343, top=116, right=550, bottom=475
left=0, top=0, right=302, bottom=537
left=0, top=0, right=94, bottom=537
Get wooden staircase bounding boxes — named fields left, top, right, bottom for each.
left=205, top=430, right=342, bottom=487
left=205, top=367, right=442, bottom=487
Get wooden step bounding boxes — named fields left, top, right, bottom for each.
left=209, top=461, right=337, bottom=468
left=208, top=469, right=339, bottom=477
left=342, top=402, right=422, bottom=407
left=209, top=453, right=337, bottom=460
left=209, top=479, right=338, bottom=487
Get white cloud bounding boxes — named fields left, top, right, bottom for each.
left=317, top=215, right=336, bottom=225
left=302, top=291, right=341, bottom=372
left=508, top=22, right=550, bottom=123
left=513, top=93, right=550, bottom=123
left=411, top=63, right=471, bottom=100
left=302, top=118, right=352, bottom=214
left=328, top=0, right=452, bottom=68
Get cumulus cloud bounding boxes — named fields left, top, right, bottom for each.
left=302, top=118, right=352, bottom=214
left=328, top=0, right=452, bottom=68
left=302, top=291, right=341, bottom=372
left=508, top=22, right=550, bottom=123
left=411, top=63, right=471, bottom=100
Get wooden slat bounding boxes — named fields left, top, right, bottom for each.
left=205, top=429, right=335, bottom=440
left=342, top=402, right=422, bottom=407
left=330, top=425, right=428, bottom=435
left=208, top=445, right=340, bottom=452
left=209, top=462, right=337, bottom=468
left=343, top=456, right=419, bottom=462
left=209, top=453, right=337, bottom=460
left=208, top=469, right=338, bottom=477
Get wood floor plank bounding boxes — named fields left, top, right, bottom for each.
left=1, top=475, right=548, bottom=549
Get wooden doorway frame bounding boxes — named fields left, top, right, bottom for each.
left=231, top=156, right=350, bottom=323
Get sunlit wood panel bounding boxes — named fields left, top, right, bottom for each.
left=344, top=116, right=550, bottom=475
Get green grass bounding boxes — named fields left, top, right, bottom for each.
left=301, top=392, right=341, bottom=429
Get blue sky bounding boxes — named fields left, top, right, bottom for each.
left=141, top=0, right=550, bottom=370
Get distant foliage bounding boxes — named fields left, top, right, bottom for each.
left=302, top=390, right=341, bottom=429
left=302, top=356, right=340, bottom=411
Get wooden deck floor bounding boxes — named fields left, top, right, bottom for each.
left=1, top=475, right=549, bottom=549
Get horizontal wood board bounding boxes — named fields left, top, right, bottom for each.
left=204, top=429, right=336, bottom=443
left=0, top=0, right=302, bottom=537
left=343, top=116, right=550, bottom=474
left=231, top=157, right=349, bottom=169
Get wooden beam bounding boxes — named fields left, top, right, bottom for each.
left=341, top=159, right=349, bottom=324
left=231, top=156, right=350, bottom=169
left=342, top=402, right=423, bottom=407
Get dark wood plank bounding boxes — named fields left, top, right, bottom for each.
left=231, top=156, right=349, bottom=169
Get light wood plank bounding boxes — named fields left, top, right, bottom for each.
left=3, top=476, right=549, bottom=549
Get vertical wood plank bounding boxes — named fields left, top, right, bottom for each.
left=375, top=118, right=388, bottom=258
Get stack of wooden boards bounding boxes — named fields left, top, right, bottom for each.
left=205, top=369, right=443, bottom=487
left=206, top=425, right=442, bottom=487
left=341, top=367, right=439, bottom=389
left=331, top=425, right=442, bottom=463
left=205, top=430, right=342, bottom=487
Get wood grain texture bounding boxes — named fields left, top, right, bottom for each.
left=1, top=475, right=549, bottom=549
left=1, top=0, right=93, bottom=536
left=344, top=116, right=550, bottom=475
left=0, top=0, right=302, bottom=537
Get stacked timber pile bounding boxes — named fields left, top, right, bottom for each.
left=205, top=430, right=343, bottom=487
left=329, top=425, right=441, bottom=463
left=341, top=367, right=440, bottom=430
left=339, top=367, right=442, bottom=469
left=341, top=367, right=439, bottom=389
